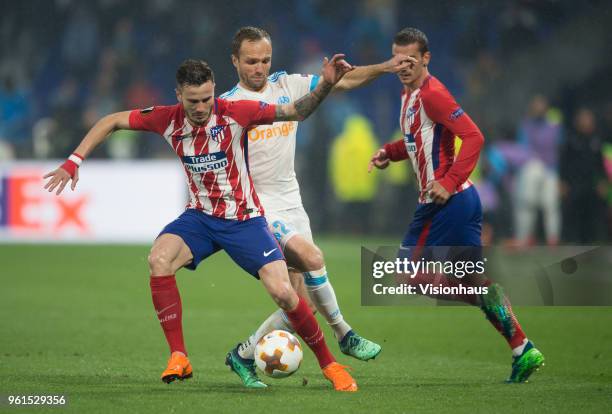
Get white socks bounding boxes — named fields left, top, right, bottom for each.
left=237, top=309, right=292, bottom=360
left=237, top=266, right=352, bottom=360
left=304, top=267, right=351, bottom=341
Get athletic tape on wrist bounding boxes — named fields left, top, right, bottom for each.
left=61, top=153, right=84, bottom=178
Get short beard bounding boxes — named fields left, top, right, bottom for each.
left=246, top=77, right=266, bottom=92
left=187, top=112, right=209, bottom=126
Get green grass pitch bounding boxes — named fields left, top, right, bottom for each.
left=1, top=238, right=611, bottom=413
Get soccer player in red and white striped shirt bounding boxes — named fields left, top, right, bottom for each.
left=369, top=28, right=544, bottom=383
left=44, top=57, right=359, bottom=391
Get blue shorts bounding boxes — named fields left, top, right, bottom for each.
left=400, top=186, right=482, bottom=262
left=158, top=209, right=284, bottom=278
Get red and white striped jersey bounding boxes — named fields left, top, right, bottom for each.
left=384, top=75, right=484, bottom=203
left=129, top=99, right=276, bottom=220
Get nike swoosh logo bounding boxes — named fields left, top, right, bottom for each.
left=263, top=248, right=277, bottom=257
left=156, top=303, right=177, bottom=315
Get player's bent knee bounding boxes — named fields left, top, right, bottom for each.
left=259, top=260, right=299, bottom=309
left=302, top=246, right=325, bottom=271
left=270, top=283, right=298, bottom=310
left=148, top=244, right=184, bottom=274
left=269, top=283, right=292, bottom=304
left=148, top=234, right=192, bottom=275
left=148, top=251, right=173, bottom=274
left=285, top=237, right=325, bottom=272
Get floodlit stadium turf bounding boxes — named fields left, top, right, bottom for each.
left=1, top=239, right=611, bottom=413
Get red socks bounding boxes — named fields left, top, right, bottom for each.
left=486, top=296, right=527, bottom=349
left=401, top=272, right=527, bottom=349
left=150, top=275, right=186, bottom=355
left=285, top=296, right=335, bottom=368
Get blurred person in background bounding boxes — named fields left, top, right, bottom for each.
left=602, top=102, right=612, bottom=239
left=560, top=107, right=608, bottom=243
left=60, top=5, right=99, bottom=82
left=0, top=76, right=30, bottom=157
left=514, top=94, right=562, bottom=246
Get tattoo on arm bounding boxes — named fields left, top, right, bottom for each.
left=275, top=105, right=292, bottom=121
left=275, top=81, right=333, bottom=121
left=294, top=81, right=332, bottom=120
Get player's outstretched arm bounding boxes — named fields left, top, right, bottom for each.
left=333, top=54, right=415, bottom=91
left=43, top=111, right=132, bottom=195
left=274, top=54, right=354, bottom=122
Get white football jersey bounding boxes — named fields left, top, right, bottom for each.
left=220, top=71, right=319, bottom=212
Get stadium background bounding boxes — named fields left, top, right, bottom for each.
left=1, top=1, right=611, bottom=412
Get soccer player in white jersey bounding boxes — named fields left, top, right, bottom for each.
left=221, top=26, right=414, bottom=388
left=43, top=57, right=363, bottom=392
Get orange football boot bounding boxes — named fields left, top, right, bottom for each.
left=161, top=352, right=193, bottom=384
left=322, top=362, right=358, bottom=392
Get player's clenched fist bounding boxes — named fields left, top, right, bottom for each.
left=368, top=148, right=390, bottom=172
left=425, top=181, right=450, bottom=205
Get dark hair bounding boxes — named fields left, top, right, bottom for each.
left=393, top=27, right=429, bottom=54
left=231, top=26, right=271, bottom=57
left=176, top=59, right=214, bottom=87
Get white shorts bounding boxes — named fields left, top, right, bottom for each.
left=266, top=206, right=314, bottom=251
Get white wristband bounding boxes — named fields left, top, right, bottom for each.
left=68, top=154, right=83, bottom=166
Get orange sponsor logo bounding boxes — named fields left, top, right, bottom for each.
left=248, top=122, right=295, bottom=142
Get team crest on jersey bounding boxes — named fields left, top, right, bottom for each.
left=259, top=101, right=269, bottom=110
left=140, top=106, right=154, bottom=114
left=404, top=133, right=417, bottom=152
left=209, top=125, right=226, bottom=142
left=406, top=106, right=417, bottom=124
left=277, top=95, right=290, bottom=104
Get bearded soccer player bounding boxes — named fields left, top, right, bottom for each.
left=221, top=26, right=413, bottom=388
left=368, top=28, right=544, bottom=383
left=43, top=58, right=361, bottom=391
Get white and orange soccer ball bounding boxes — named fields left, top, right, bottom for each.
left=254, top=330, right=303, bottom=378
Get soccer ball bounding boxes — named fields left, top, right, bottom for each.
left=254, top=330, right=303, bottom=378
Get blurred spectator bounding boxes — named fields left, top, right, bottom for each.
left=0, top=76, right=30, bottom=150
left=111, top=18, right=137, bottom=89
left=32, top=117, right=56, bottom=159
left=465, top=52, right=501, bottom=99
left=124, top=76, right=162, bottom=110
left=514, top=94, right=562, bottom=246
left=498, top=1, right=539, bottom=56
left=48, top=76, right=85, bottom=157
left=61, top=5, right=99, bottom=81
left=349, top=0, right=396, bottom=55
left=0, top=140, right=15, bottom=160
left=560, top=108, right=608, bottom=243
left=602, top=101, right=612, bottom=144
left=329, top=115, right=378, bottom=233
